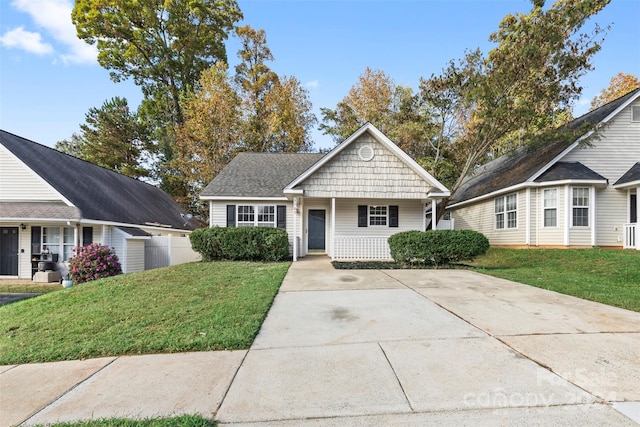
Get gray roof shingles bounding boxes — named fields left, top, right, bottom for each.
left=201, top=152, right=325, bottom=198
left=535, top=162, right=607, bottom=182
left=1, top=130, right=196, bottom=230
left=451, top=88, right=639, bottom=204
left=614, top=162, right=640, bottom=185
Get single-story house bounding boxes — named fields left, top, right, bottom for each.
left=201, top=123, right=451, bottom=261
left=0, top=130, right=201, bottom=280
left=448, top=88, right=640, bottom=250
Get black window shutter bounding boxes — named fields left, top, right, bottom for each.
left=358, top=205, right=368, bottom=227
left=226, top=205, right=236, bottom=227
left=277, top=205, right=286, bottom=228
left=31, top=226, right=41, bottom=254
left=82, top=227, right=93, bottom=245
left=389, top=205, right=399, bottom=227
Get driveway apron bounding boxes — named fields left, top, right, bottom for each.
left=216, top=257, right=640, bottom=426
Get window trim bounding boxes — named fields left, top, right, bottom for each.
left=41, top=226, right=76, bottom=261
left=571, top=187, right=590, bottom=227
left=369, top=205, right=388, bottom=226
left=542, top=188, right=558, bottom=228
left=235, top=204, right=281, bottom=228
left=495, top=193, right=518, bottom=230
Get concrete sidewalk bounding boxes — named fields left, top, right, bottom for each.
left=2, top=256, right=639, bottom=426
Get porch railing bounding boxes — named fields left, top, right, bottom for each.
left=333, top=236, right=391, bottom=260
left=623, top=223, right=637, bottom=249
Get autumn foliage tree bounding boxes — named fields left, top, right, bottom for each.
left=591, top=72, right=640, bottom=110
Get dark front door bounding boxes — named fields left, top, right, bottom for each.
left=308, top=210, right=326, bottom=250
left=0, top=227, right=19, bottom=276
left=631, top=194, right=637, bottom=223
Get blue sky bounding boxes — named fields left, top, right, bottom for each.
left=1, top=0, right=638, bottom=151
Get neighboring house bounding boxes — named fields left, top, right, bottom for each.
left=448, top=88, right=640, bottom=250
left=201, top=123, right=450, bottom=261
left=0, top=130, right=201, bottom=280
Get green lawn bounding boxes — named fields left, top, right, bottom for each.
left=0, top=261, right=289, bottom=365
left=468, top=247, right=640, bottom=312
left=0, top=283, right=60, bottom=293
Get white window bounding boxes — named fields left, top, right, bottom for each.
left=543, top=188, right=557, bottom=227
left=572, top=187, right=589, bottom=227
left=42, top=226, right=76, bottom=261
left=257, top=205, right=275, bottom=227
left=237, top=205, right=276, bottom=227
left=495, top=193, right=517, bottom=229
left=369, top=206, right=387, bottom=226
left=237, top=205, right=255, bottom=227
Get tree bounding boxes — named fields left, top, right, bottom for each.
left=173, top=63, right=241, bottom=216
left=422, top=0, right=610, bottom=217
left=56, top=97, right=151, bottom=179
left=72, top=0, right=243, bottom=127
left=234, top=25, right=316, bottom=152
left=591, top=72, right=640, bottom=109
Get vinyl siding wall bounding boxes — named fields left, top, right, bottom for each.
left=124, top=239, right=145, bottom=273
left=452, top=190, right=527, bottom=245
left=298, top=134, right=433, bottom=198
left=533, top=186, right=566, bottom=246
left=334, top=199, right=424, bottom=237
left=0, top=145, right=64, bottom=202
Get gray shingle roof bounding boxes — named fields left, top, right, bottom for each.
left=201, top=152, right=325, bottom=197
left=0, top=201, right=81, bottom=220
left=451, top=88, right=639, bottom=205
left=535, top=162, right=607, bottom=182
left=614, top=162, right=640, bottom=185
left=1, top=130, right=197, bottom=230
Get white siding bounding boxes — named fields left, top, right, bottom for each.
left=107, top=227, right=125, bottom=270
left=559, top=99, right=640, bottom=247
left=208, top=200, right=296, bottom=254
left=124, top=240, right=145, bottom=273
left=453, top=190, right=527, bottom=245
left=0, top=145, right=65, bottom=202
left=297, top=134, right=433, bottom=198
left=534, top=186, right=566, bottom=246
left=334, top=199, right=423, bottom=237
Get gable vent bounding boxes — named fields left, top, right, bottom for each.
left=632, top=105, right=640, bottom=123
left=358, top=145, right=375, bottom=161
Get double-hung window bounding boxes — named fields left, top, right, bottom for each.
left=495, top=193, right=517, bottom=229
left=237, top=205, right=255, bottom=227
left=41, top=226, right=76, bottom=261
left=369, top=206, right=387, bottom=226
left=543, top=189, right=557, bottom=227
left=572, top=187, right=589, bottom=227
left=257, top=205, right=275, bottom=227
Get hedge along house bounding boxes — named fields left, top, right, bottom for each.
left=0, top=130, right=200, bottom=280
left=201, top=123, right=450, bottom=261
left=447, top=88, right=640, bottom=250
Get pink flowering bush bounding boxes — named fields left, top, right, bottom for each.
left=69, top=243, right=122, bottom=283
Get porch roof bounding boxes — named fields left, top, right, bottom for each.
left=535, top=162, right=607, bottom=183
left=613, top=162, right=640, bottom=189
left=0, top=201, right=81, bottom=220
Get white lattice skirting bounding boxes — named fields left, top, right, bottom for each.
left=333, top=236, right=391, bottom=260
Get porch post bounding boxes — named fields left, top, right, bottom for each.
left=525, top=188, right=531, bottom=245
left=331, top=197, right=336, bottom=260
left=433, top=199, right=439, bottom=230
left=293, top=197, right=298, bottom=261
left=590, top=186, right=596, bottom=246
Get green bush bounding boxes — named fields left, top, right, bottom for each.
left=388, top=229, right=489, bottom=266
left=190, top=226, right=289, bottom=262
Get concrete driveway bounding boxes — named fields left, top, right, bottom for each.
left=216, top=257, right=640, bottom=426
left=3, top=257, right=639, bottom=426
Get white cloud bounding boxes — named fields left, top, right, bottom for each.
left=0, top=26, right=53, bottom=55
left=10, top=0, right=97, bottom=64
left=305, top=80, right=319, bottom=89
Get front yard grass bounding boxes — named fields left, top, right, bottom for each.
left=0, top=261, right=289, bottom=365
left=44, top=415, right=215, bottom=427
left=468, top=247, right=640, bottom=312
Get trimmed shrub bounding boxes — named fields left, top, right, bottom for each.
left=190, top=226, right=289, bottom=262
left=69, top=243, right=122, bottom=283
left=388, top=229, right=489, bottom=266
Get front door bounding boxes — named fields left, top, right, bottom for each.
left=631, top=194, right=637, bottom=223
left=308, top=210, right=326, bottom=250
left=0, top=227, right=19, bottom=276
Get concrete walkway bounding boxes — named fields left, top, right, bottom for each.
left=2, top=256, right=639, bottom=426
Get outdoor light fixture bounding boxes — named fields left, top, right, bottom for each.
left=20, top=223, right=26, bottom=230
